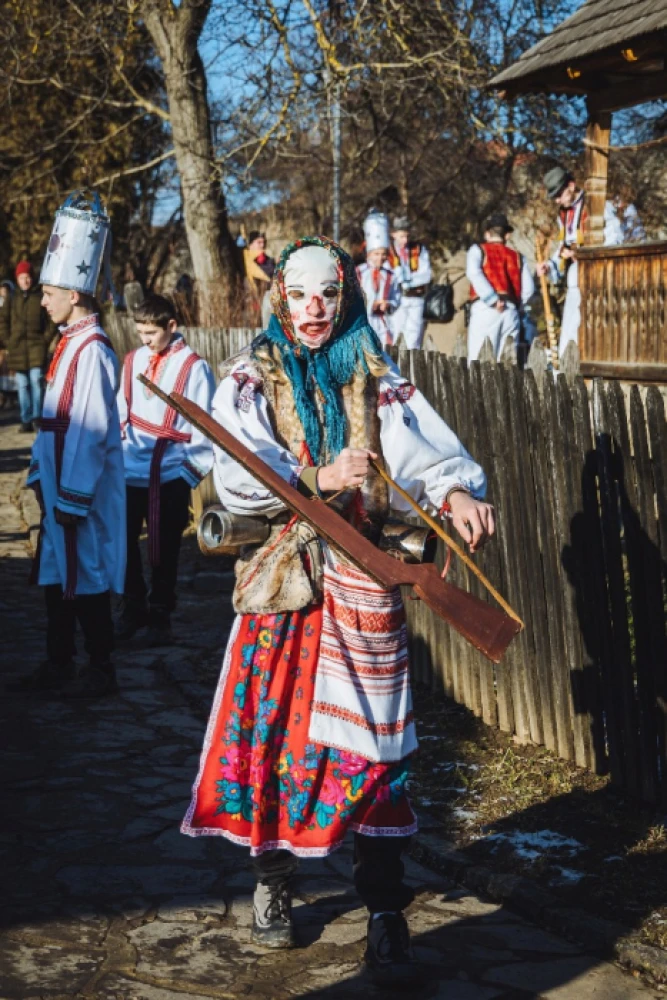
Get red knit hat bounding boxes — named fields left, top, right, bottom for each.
left=15, top=260, right=33, bottom=279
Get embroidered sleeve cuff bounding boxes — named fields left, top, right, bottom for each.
left=26, top=461, right=40, bottom=486
left=298, top=466, right=322, bottom=498
left=56, top=485, right=94, bottom=517
left=444, top=479, right=485, bottom=502
left=181, top=460, right=206, bottom=489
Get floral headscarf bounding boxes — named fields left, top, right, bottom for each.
left=255, top=235, right=384, bottom=463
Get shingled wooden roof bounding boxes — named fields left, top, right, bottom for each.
left=490, top=0, right=667, bottom=107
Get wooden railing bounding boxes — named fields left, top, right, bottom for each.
left=578, top=241, right=667, bottom=381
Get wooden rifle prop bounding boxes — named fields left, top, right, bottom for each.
left=535, top=232, right=559, bottom=371
left=139, top=374, right=523, bottom=664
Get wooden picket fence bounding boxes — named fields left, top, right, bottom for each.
left=104, top=310, right=258, bottom=371
left=398, top=350, right=667, bottom=806
left=105, top=311, right=667, bottom=804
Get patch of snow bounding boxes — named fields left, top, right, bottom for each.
left=452, top=808, right=478, bottom=823
left=603, top=855, right=624, bottom=863
left=485, top=829, right=585, bottom=861
left=433, top=761, right=479, bottom=771
left=549, top=867, right=587, bottom=885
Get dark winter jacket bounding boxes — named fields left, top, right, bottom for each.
left=0, top=286, right=56, bottom=371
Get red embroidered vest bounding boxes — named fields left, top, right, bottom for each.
left=389, top=243, right=421, bottom=271
left=469, top=243, right=522, bottom=304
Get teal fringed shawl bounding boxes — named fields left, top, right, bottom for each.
left=259, top=293, right=384, bottom=463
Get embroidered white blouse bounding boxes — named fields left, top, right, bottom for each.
left=211, top=353, right=486, bottom=518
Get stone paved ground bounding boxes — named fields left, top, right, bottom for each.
left=0, top=409, right=659, bottom=1000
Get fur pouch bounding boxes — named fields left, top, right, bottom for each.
left=232, top=520, right=323, bottom=615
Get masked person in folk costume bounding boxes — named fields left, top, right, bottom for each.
left=466, top=213, right=535, bottom=362
left=115, top=294, right=215, bottom=645
left=536, top=166, right=587, bottom=358
left=356, top=211, right=401, bottom=348
left=9, top=192, right=126, bottom=699
left=182, top=236, right=495, bottom=983
left=388, top=216, right=431, bottom=350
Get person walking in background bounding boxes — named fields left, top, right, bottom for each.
left=357, top=211, right=401, bottom=348
left=244, top=232, right=276, bottom=328
left=115, top=294, right=215, bottom=646
left=247, top=231, right=275, bottom=281
left=0, top=279, right=14, bottom=309
left=8, top=192, right=125, bottom=699
left=0, top=280, right=17, bottom=408
left=536, top=166, right=587, bottom=358
left=466, top=213, right=534, bottom=361
left=388, top=216, right=431, bottom=349
left=604, top=187, right=646, bottom=246
left=0, top=261, right=55, bottom=432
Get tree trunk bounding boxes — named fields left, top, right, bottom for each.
left=140, top=0, right=239, bottom=325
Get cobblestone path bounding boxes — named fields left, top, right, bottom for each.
left=0, top=411, right=658, bottom=999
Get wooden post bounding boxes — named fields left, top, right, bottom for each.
left=584, top=107, right=611, bottom=246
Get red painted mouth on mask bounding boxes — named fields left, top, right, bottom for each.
left=298, top=321, right=331, bottom=336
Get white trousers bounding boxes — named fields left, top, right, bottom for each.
left=558, top=287, right=580, bottom=357
left=368, top=311, right=392, bottom=349
left=388, top=297, right=426, bottom=349
left=467, top=300, right=521, bottom=361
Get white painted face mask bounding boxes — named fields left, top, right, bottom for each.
left=283, top=246, right=339, bottom=349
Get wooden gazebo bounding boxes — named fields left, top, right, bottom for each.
left=490, top=0, right=667, bottom=381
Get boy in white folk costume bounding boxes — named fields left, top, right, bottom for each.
left=115, top=294, right=215, bottom=644
left=9, top=192, right=126, bottom=699
left=466, top=212, right=534, bottom=361
left=356, top=211, right=401, bottom=348
left=388, top=216, right=431, bottom=349
left=182, top=237, right=495, bottom=985
left=536, top=165, right=587, bottom=358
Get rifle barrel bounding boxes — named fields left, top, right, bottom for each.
left=138, top=374, right=522, bottom=662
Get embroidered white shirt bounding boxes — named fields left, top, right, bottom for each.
left=27, top=314, right=126, bottom=595
left=117, top=338, right=216, bottom=488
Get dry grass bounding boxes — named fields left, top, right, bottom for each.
left=411, top=687, right=667, bottom=953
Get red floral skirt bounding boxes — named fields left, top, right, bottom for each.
left=182, top=608, right=417, bottom=856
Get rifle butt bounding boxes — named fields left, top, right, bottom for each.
left=412, top=575, right=522, bottom=664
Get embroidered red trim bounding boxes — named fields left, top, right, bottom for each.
left=311, top=701, right=414, bottom=735
left=378, top=383, right=416, bottom=408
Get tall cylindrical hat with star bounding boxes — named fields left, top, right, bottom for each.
left=40, top=190, right=113, bottom=296
left=363, top=210, right=390, bottom=253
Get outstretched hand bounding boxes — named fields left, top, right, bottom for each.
left=448, top=490, right=495, bottom=553
left=317, top=448, right=378, bottom=493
